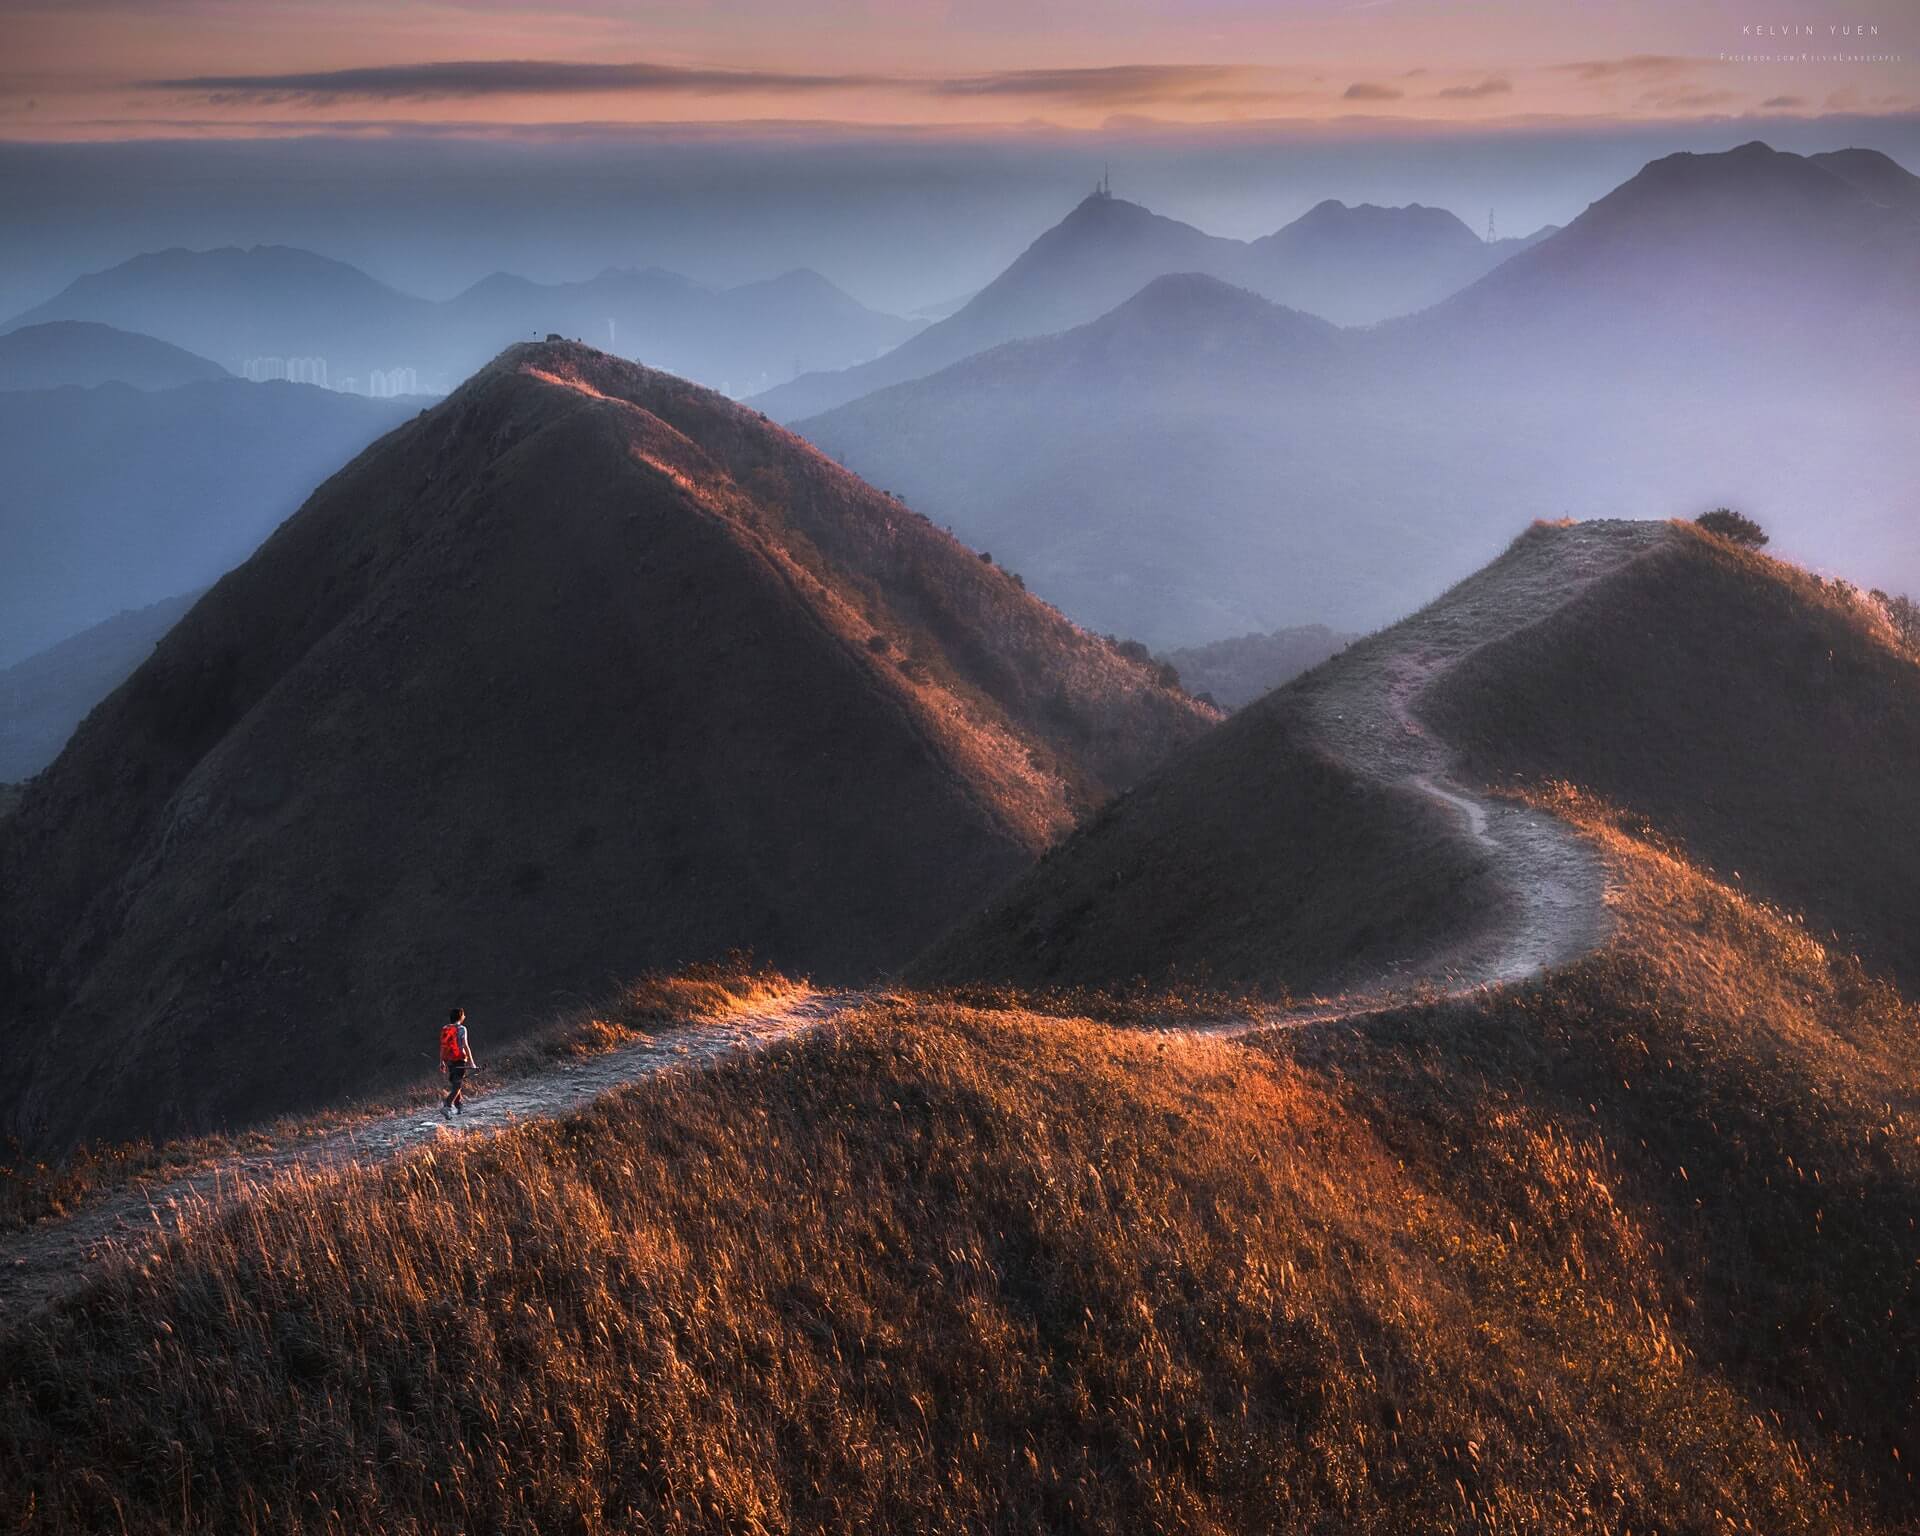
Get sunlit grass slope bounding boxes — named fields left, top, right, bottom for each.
left=5, top=802, right=1915, bottom=1532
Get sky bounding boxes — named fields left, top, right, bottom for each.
left=0, top=0, right=1914, bottom=318
left=1, top=0, right=1913, bottom=140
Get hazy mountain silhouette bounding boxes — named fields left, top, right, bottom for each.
left=0, top=341, right=1212, bottom=1151
left=757, top=190, right=1539, bottom=418
left=1161, top=624, right=1354, bottom=711
left=1808, top=146, right=1920, bottom=209
left=4, top=247, right=920, bottom=396
left=1399, top=141, right=1920, bottom=371
left=756, top=192, right=1248, bottom=419
left=800, top=144, right=1920, bottom=646
left=3, top=245, right=419, bottom=379
left=0, top=379, right=419, bottom=665
left=1240, top=200, right=1522, bottom=326
left=0, top=590, right=200, bottom=780
left=0, top=321, right=227, bottom=391
left=435, top=263, right=921, bottom=392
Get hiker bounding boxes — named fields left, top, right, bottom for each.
left=440, top=1006, right=478, bottom=1116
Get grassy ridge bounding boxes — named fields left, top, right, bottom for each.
left=6, top=806, right=1915, bottom=1531
left=0, top=959, right=802, bottom=1233
left=1422, top=524, right=1920, bottom=990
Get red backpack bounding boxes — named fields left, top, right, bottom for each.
left=440, top=1023, right=464, bottom=1065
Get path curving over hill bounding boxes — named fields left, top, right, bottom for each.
left=0, top=521, right=1676, bottom=1314
left=1284, top=517, right=1676, bottom=998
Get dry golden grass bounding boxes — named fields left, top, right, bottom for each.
left=5, top=797, right=1916, bottom=1531
left=502, top=956, right=806, bottom=1067
left=1275, top=785, right=1920, bottom=1521
left=7, top=820, right=1914, bottom=1533
left=0, top=958, right=803, bottom=1234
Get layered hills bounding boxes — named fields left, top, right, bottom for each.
left=3, top=246, right=920, bottom=397
left=0, top=378, right=419, bottom=665
left=0, top=341, right=1211, bottom=1151
left=0, top=320, right=227, bottom=391
left=800, top=143, right=1920, bottom=646
left=756, top=191, right=1528, bottom=420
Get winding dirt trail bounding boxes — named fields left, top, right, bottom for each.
left=0, top=994, right=860, bottom=1314
left=1182, top=518, right=1676, bottom=1031
left=0, top=520, right=1675, bottom=1316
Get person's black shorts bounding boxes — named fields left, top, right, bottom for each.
left=446, top=1065, right=467, bottom=1092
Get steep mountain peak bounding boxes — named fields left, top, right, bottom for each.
left=1045, top=192, right=1201, bottom=245
left=0, top=341, right=1212, bottom=1149
left=751, top=191, right=1245, bottom=419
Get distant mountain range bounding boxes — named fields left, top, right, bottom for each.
left=1161, top=624, right=1355, bottom=711
left=755, top=191, right=1546, bottom=419
left=1, top=248, right=923, bottom=397
left=1392, top=142, right=1920, bottom=372
left=0, top=339, right=1213, bottom=1150
left=0, top=321, right=228, bottom=391
left=798, top=143, right=1920, bottom=646
left=0, top=590, right=201, bottom=780
left=0, top=377, right=420, bottom=664
left=1241, top=199, right=1555, bottom=327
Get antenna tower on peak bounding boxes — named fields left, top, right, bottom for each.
left=1486, top=208, right=1497, bottom=243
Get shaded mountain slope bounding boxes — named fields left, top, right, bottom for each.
left=0, top=590, right=201, bottom=781
left=0, top=379, right=419, bottom=665
left=0, top=320, right=227, bottom=391
left=915, top=517, right=1920, bottom=1014
left=1421, top=521, right=1920, bottom=991
left=913, top=520, right=1671, bottom=995
left=0, top=342, right=1210, bottom=1151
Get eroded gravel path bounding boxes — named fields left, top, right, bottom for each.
left=1185, top=518, right=1677, bottom=1035
left=0, top=993, right=858, bottom=1314
left=0, top=522, right=1676, bottom=1314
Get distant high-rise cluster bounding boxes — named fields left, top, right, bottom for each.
left=242, top=355, right=328, bottom=386
left=368, top=366, right=418, bottom=397
left=237, top=356, right=423, bottom=395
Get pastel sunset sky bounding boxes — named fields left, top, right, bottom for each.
left=2, top=0, right=1913, bottom=141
